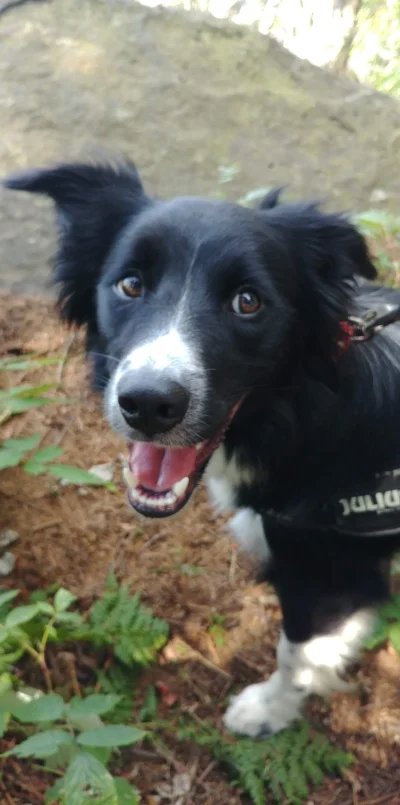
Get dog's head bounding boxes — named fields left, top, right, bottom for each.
left=5, top=161, right=376, bottom=517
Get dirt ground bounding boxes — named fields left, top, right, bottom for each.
left=1, top=292, right=400, bottom=805
left=2, top=0, right=400, bottom=298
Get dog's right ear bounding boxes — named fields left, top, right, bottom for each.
left=4, top=161, right=150, bottom=327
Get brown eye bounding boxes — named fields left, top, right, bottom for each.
left=231, top=288, right=261, bottom=317
left=116, top=276, right=143, bottom=298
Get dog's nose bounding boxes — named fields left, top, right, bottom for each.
left=117, top=375, right=190, bottom=437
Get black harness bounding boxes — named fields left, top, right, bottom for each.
left=264, top=302, right=400, bottom=539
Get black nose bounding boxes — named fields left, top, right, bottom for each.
left=117, top=376, right=190, bottom=437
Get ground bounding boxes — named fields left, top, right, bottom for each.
left=1, top=292, right=400, bottom=805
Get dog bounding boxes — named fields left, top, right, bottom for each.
left=5, top=160, right=400, bottom=737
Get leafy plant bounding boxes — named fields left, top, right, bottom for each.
left=179, top=719, right=353, bottom=805
left=0, top=576, right=168, bottom=692
left=365, top=593, right=400, bottom=654
left=0, top=353, right=114, bottom=487
left=0, top=690, right=142, bottom=805
left=0, top=578, right=169, bottom=803
left=0, top=586, right=84, bottom=690
left=85, top=573, right=169, bottom=666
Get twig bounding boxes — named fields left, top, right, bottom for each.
left=56, top=331, right=76, bottom=386
left=31, top=518, right=62, bottom=533
left=0, top=775, right=15, bottom=805
left=153, top=740, right=182, bottom=772
left=52, top=412, right=75, bottom=445
left=141, top=531, right=168, bottom=551
left=229, top=547, right=237, bottom=585
left=197, top=759, right=216, bottom=784
left=360, top=793, right=400, bottom=805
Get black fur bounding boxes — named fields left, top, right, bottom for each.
left=5, top=160, right=400, bottom=647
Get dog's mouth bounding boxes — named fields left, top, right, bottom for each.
left=122, top=402, right=241, bottom=518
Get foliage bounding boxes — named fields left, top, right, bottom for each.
left=365, top=593, right=400, bottom=654
left=0, top=578, right=169, bottom=803
left=0, top=353, right=114, bottom=487
left=0, top=575, right=168, bottom=691
left=0, top=689, right=142, bottom=805
left=83, top=572, right=169, bottom=666
left=178, top=718, right=353, bottom=805
left=350, top=0, right=400, bottom=97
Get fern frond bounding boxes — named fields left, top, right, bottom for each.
left=179, top=718, right=353, bottom=805
left=88, top=578, right=168, bottom=667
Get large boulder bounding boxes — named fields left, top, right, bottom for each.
left=0, top=0, right=399, bottom=295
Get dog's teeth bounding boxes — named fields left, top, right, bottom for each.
left=123, top=467, right=139, bottom=488
left=172, top=477, right=189, bottom=498
left=196, top=442, right=204, bottom=451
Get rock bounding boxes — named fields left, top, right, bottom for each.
left=1, top=0, right=400, bottom=297
left=370, top=188, right=389, bottom=203
left=88, top=462, right=115, bottom=483
left=0, top=552, right=16, bottom=576
left=0, top=529, right=19, bottom=549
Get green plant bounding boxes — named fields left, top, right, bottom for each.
left=365, top=593, right=400, bottom=654
left=0, top=353, right=115, bottom=487
left=84, top=573, right=169, bottom=666
left=0, top=576, right=168, bottom=690
left=0, top=578, right=170, bottom=803
left=0, top=689, right=142, bottom=804
left=179, top=719, right=353, bottom=805
left=208, top=613, right=227, bottom=646
left=0, top=586, right=84, bottom=690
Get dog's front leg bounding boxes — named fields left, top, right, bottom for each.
left=224, top=526, right=387, bottom=737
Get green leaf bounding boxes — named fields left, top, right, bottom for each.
left=45, top=776, right=65, bottom=803
left=12, top=693, right=65, bottom=723
left=4, top=729, right=74, bottom=759
left=114, top=778, right=140, bottom=805
left=54, top=611, right=83, bottom=626
left=2, top=434, right=42, bottom=452
left=48, top=464, right=114, bottom=487
left=5, top=603, right=40, bottom=627
left=3, top=396, right=55, bottom=413
left=0, top=709, right=9, bottom=738
left=139, top=686, right=158, bottom=722
left=36, top=601, right=55, bottom=616
left=85, top=745, right=112, bottom=765
left=0, top=589, right=19, bottom=609
left=23, top=460, right=48, bottom=475
left=32, top=446, right=64, bottom=463
left=0, top=448, right=24, bottom=470
left=54, top=588, right=77, bottom=613
left=69, top=695, right=121, bottom=718
left=388, top=622, right=400, bottom=654
left=0, top=383, right=57, bottom=398
left=63, top=751, right=116, bottom=805
left=78, top=725, right=146, bottom=748
left=0, top=356, right=61, bottom=371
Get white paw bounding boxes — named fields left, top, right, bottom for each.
left=223, top=673, right=303, bottom=737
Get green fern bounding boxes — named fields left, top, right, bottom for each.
left=179, top=719, right=353, bottom=805
left=87, top=573, right=169, bottom=666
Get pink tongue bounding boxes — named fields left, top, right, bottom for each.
left=129, top=442, right=198, bottom=491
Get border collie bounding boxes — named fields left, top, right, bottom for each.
left=5, top=161, right=400, bottom=737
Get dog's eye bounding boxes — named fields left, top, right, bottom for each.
left=116, top=276, right=143, bottom=299
left=231, top=289, right=261, bottom=317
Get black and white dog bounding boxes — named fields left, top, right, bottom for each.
left=5, top=161, right=400, bottom=737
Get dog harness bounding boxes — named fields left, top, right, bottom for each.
left=263, top=302, right=400, bottom=538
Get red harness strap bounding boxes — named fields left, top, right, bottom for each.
left=337, top=321, right=356, bottom=355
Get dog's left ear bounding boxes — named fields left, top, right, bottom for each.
left=4, top=161, right=150, bottom=327
left=264, top=204, right=377, bottom=387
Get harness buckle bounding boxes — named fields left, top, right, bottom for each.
left=347, top=303, right=400, bottom=342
